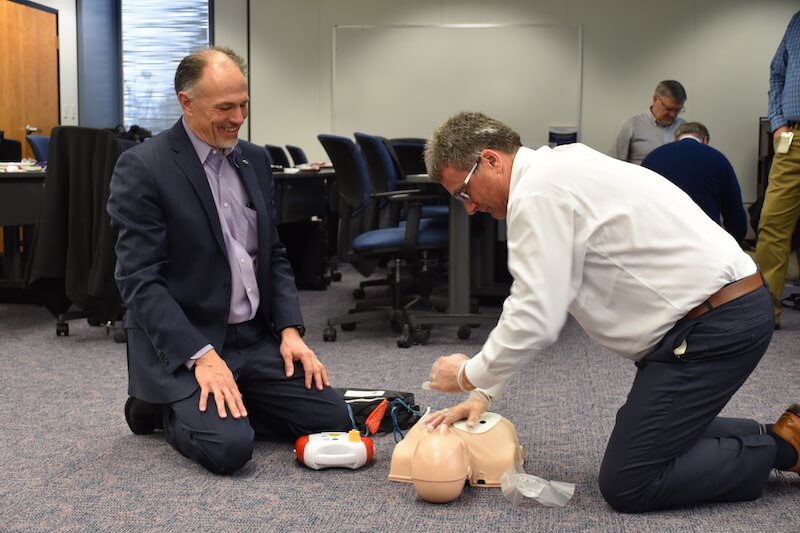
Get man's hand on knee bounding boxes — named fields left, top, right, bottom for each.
left=194, top=349, right=247, bottom=419
left=279, top=328, right=330, bottom=391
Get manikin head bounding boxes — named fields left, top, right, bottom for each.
left=410, top=424, right=471, bottom=503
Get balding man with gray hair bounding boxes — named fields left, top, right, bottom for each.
left=642, top=121, right=747, bottom=243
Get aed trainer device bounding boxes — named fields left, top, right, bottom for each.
left=295, top=429, right=375, bottom=470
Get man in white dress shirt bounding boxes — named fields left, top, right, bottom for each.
left=423, top=111, right=799, bottom=512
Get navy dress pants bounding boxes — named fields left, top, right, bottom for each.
left=161, top=319, right=352, bottom=475
left=598, top=286, right=776, bottom=512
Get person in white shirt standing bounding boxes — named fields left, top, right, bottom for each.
left=423, top=111, right=799, bottom=513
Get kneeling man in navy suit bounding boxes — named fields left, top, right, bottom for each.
left=107, top=46, right=351, bottom=474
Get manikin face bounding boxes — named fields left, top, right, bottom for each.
left=439, top=150, right=511, bottom=220
left=179, top=54, right=249, bottom=149
left=651, top=93, right=684, bottom=126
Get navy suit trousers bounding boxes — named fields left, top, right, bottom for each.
left=161, top=319, right=352, bottom=475
left=598, top=286, right=776, bottom=512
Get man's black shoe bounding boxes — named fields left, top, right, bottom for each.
left=124, top=396, right=162, bottom=435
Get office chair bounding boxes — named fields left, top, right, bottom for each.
left=352, top=132, right=449, bottom=299
left=386, top=137, right=428, bottom=177
left=265, top=144, right=292, bottom=168
left=25, top=126, right=126, bottom=337
left=117, top=138, right=140, bottom=152
left=26, top=134, right=51, bottom=163
left=286, top=144, right=309, bottom=166
left=376, top=137, right=501, bottom=344
left=355, top=132, right=448, bottom=224
left=317, top=134, right=448, bottom=344
left=0, top=136, right=23, bottom=162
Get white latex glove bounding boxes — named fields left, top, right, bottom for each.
left=423, top=353, right=472, bottom=392
left=425, top=389, right=492, bottom=429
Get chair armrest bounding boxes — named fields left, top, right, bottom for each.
left=384, top=193, right=444, bottom=204
left=370, top=188, right=422, bottom=199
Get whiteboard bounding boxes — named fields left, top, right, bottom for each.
left=333, top=24, right=582, bottom=147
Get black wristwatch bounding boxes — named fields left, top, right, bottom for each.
left=283, top=325, right=305, bottom=338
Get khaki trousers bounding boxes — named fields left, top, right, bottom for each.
left=754, top=125, right=800, bottom=324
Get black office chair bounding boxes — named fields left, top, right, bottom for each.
left=25, top=126, right=126, bottom=337
left=386, top=137, right=428, bottom=177
left=286, top=144, right=309, bottom=166
left=0, top=134, right=23, bottom=162
left=265, top=144, right=291, bottom=168
left=317, top=134, right=448, bottom=344
left=26, top=134, right=51, bottom=163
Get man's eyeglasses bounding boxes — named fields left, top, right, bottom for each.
left=657, top=95, right=685, bottom=115
left=452, top=157, right=480, bottom=203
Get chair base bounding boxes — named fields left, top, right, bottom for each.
left=400, top=309, right=500, bottom=346
left=323, top=308, right=408, bottom=342
left=56, top=308, right=125, bottom=339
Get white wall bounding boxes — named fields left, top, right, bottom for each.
left=36, top=0, right=79, bottom=126
left=213, top=0, right=250, bottom=138
left=51, top=0, right=799, bottom=204
left=244, top=0, right=798, bottom=205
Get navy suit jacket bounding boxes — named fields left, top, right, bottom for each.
left=642, top=138, right=747, bottom=242
left=107, top=120, right=303, bottom=403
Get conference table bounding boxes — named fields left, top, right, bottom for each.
left=273, top=167, right=336, bottom=224
left=0, top=170, right=46, bottom=288
left=273, top=167, right=338, bottom=264
left=0, top=167, right=336, bottom=289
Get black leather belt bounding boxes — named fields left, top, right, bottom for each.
left=683, top=272, right=764, bottom=321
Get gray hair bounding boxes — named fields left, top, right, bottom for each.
left=424, top=111, right=522, bottom=182
left=174, top=46, right=247, bottom=96
left=675, top=121, right=709, bottom=141
left=655, top=80, right=687, bottom=104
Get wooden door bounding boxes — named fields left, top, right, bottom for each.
left=0, top=0, right=59, bottom=263
left=0, top=0, right=60, bottom=160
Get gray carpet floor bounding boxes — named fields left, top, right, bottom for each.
left=0, top=266, right=797, bottom=532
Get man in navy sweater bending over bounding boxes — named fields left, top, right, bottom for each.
left=642, top=121, right=747, bottom=244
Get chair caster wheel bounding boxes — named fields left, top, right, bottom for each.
left=323, top=326, right=337, bottom=341
left=353, top=287, right=366, bottom=300
left=412, top=327, right=430, bottom=345
left=396, top=337, right=412, bottom=348
left=113, top=329, right=128, bottom=344
left=397, top=325, right=412, bottom=348
left=341, top=322, right=356, bottom=331
left=457, top=325, right=471, bottom=340
left=56, top=322, right=69, bottom=336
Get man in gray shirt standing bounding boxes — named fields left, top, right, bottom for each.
left=609, top=80, right=687, bottom=165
